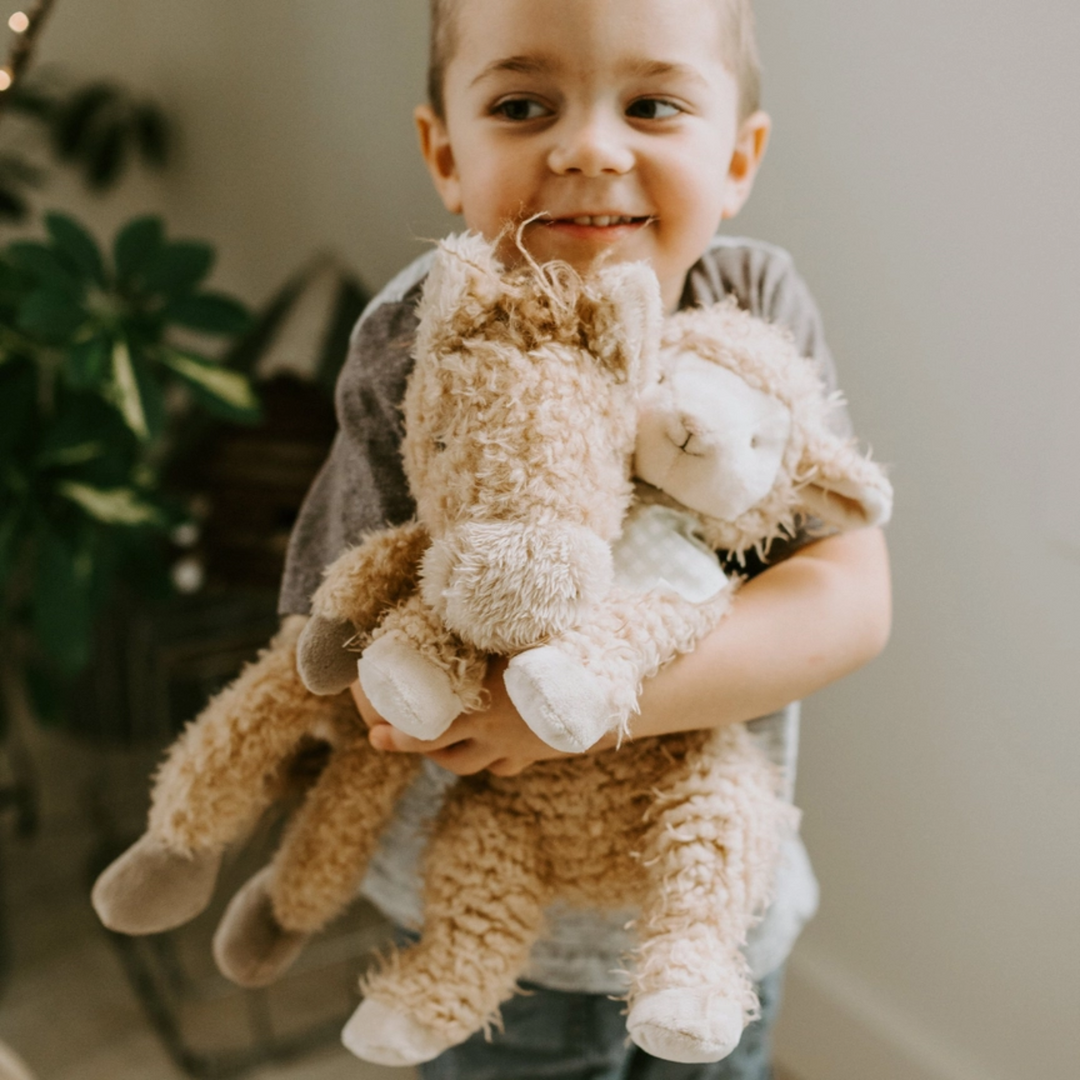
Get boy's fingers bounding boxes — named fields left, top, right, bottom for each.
left=423, top=740, right=499, bottom=776
left=367, top=718, right=471, bottom=754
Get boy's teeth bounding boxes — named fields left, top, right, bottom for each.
left=570, top=215, right=633, bottom=226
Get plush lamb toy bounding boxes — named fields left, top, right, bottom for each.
left=92, top=233, right=890, bottom=1067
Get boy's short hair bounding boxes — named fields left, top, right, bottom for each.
left=426, top=0, right=762, bottom=122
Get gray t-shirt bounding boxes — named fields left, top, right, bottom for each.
left=278, top=233, right=850, bottom=991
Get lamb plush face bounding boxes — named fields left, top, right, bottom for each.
left=636, top=352, right=793, bottom=523
left=635, top=302, right=892, bottom=558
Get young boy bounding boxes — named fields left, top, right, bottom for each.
left=279, top=0, right=891, bottom=1076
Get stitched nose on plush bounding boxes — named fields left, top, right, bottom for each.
left=420, top=522, right=613, bottom=653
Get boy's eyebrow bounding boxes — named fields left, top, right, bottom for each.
left=469, top=54, right=562, bottom=88
left=620, top=58, right=710, bottom=88
left=468, top=54, right=710, bottom=89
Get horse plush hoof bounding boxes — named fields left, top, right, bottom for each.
left=212, top=866, right=310, bottom=988
left=341, top=997, right=453, bottom=1066
left=627, top=987, right=744, bottom=1064
left=505, top=647, right=613, bottom=753
left=92, top=834, right=222, bottom=935
left=359, top=634, right=462, bottom=740
left=296, top=614, right=360, bottom=695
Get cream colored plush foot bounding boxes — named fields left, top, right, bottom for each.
left=91, top=834, right=222, bottom=935
left=627, top=988, right=745, bottom=1064
left=212, top=867, right=310, bottom=988
left=504, top=647, right=613, bottom=752
left=358, top=635, right=462, bottom=740
left=341, top=997, right=454, bottom=1067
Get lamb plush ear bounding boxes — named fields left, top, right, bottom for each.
left=585, top=261, right=663, bottom=387
left=421, top=231, right=503, bottom=319
left=798, top=435, right=894, bottom=531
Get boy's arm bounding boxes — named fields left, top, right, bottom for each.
left=360, top=525, right=892, bottom=776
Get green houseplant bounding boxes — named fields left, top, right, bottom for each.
left=0, top=211, right=259, bottom=727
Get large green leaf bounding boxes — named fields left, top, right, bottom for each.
left=0, top=185, right=30, bottom=223
left=134, top=104, right=169, bottom=168
left=87, top=119, right=129, bottom=190
left=36, top=440, right=105, bottom=470
left=35, top=389, right=136, bottom=488
left=0, top=498, right=26, bottom=594
left=108, top=338, right=149, bottom=439
left=45, top=212, right=107, bottom=288
left=32, top=521, right=95, bottom=675
left=52, top=83, right=120, bottom=159
left=165, top=291, right=252, bottom=337
left=17, top=286, right=87, bottom=341
left=7, top=240, right=82, bottom=294
left=113, top=216, right=164, bottom=286
left=159, top=349, right=261, bottom=422
left=64, top=335, right=111, bottom=390
left=142, top=241, right=214, bottom=297
left=0, top=361, right=36, bottom=455
left=57, top=482, right=166, bottom=527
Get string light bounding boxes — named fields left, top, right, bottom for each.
left=0, top=68, right=12, bottom=92
left=8, top=11, right=30, bottom=33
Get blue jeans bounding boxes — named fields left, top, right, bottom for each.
left=416, top=968, right=784, bottom=1080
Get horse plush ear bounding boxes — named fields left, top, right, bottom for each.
left=584, top=261, right=663, bottom=388
left=421, top=232, right=504, bottom=330
left=797, top=432, right=893, bottom=531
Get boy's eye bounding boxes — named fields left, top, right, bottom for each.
left=493, top=98, right=551, bottom=122
left=626, top=98, right=682, bottom=120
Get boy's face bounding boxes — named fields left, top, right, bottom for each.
left=416, top=0, right=769, bottom=311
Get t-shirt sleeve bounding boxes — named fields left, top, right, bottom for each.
left=277, top=294, right=421, bottom=616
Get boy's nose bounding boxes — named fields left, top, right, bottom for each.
left=547, top=113, right=634, bottom=177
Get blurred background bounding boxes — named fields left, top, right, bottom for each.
left=0, top=2, right=1076, bottom=1079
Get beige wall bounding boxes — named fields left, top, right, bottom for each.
left=37, top=0, right=455, bottom=298
left=31, top=3, right=1080, bottom=1078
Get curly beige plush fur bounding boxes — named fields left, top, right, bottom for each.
left=91, top=233, right=890, bottom=1068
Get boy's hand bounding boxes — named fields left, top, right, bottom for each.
left=352, top=658, right=616, bottom=777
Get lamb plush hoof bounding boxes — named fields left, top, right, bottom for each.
left=358, top=635, right=462, bottom=741
left=505, top=647, right=613, bottom=753
left=92, top=834, right=222, bottom=935
left=627, top=988, right=745, bottom=1064
left=212, top=867, right=310, bottom=988
left=341, top=997, right=453, bottom=1066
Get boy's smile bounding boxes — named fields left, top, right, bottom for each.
left=416, top=0, right=770, bottom=312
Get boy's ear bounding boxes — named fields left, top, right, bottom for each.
left=721, top=110, right=771, bottom=221
left=415, top=104, right=463, bottom=215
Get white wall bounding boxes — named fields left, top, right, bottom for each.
left=36, top=0, right=455, bottom=299
left=28, top=3, right=1080, bottom=1078
left=737, top=4, right=1080, bottom=1079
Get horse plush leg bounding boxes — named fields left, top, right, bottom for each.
left=92, top=618, right=336, bottom=934
left=626, top=727, right=793, bottom=1064
left=506, top=586, right=731, bottom=752
left=213, top=732, right=423, bottom=987
left=298, top=522, right=430, bottom=695
left=341, top=782, right=548, bottom=1066
left=359, top=593, right=488, bottom=740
